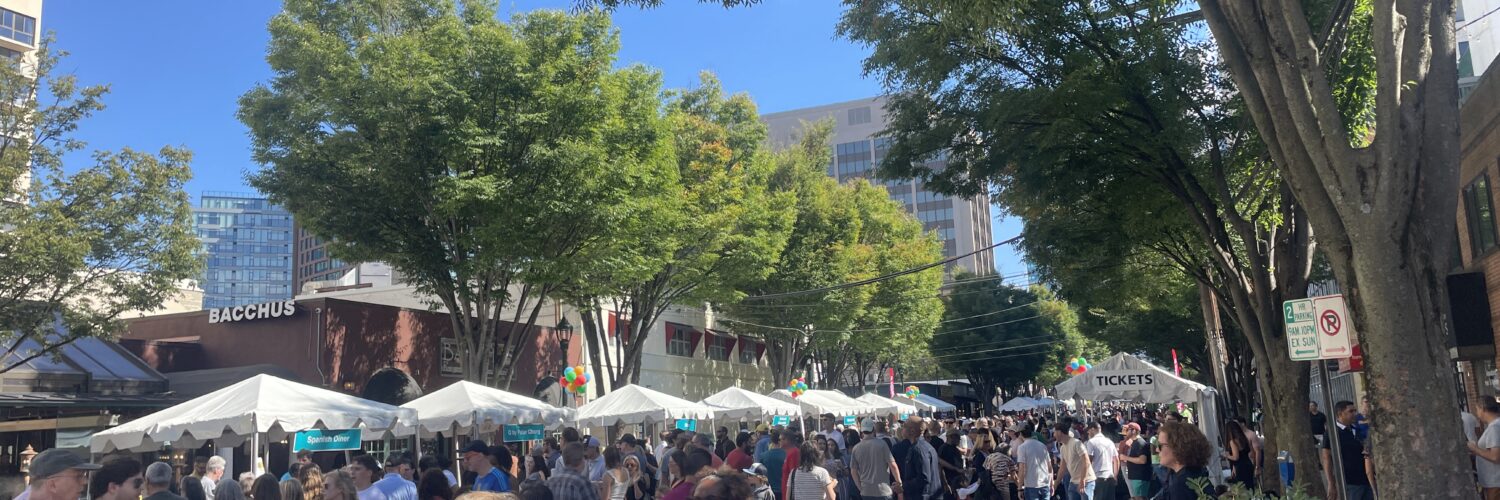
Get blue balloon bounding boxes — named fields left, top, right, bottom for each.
left=564, top=367, right=576, bottom=376
left=585, top=373, right=593, bottom=383
left=1069, top=362, right=1079, bottom=369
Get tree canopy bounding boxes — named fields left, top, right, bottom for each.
left=0, top=37, right=202, bottom=373
left=241, top=1, right=676, bottom=388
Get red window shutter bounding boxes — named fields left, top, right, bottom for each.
left=689, top=329, right=704, bottom=357
left=607, top=312, right=617, bottom=337
left=755, top=341, right=767, bottom=360
left=722, top=335, right=738, bottom=354
left=664, top=323, right=674, bottom=348
left=617, top=315, right=631, bottom=345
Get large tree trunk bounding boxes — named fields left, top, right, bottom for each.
left=1199, top=1, right=1470, bottom=496
left=1258, top=348, right=1321, bottom=497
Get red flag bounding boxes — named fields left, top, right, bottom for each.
left=1172, top=349, right=1181, bottom=376
left=888, top=368, right=896, bottom=398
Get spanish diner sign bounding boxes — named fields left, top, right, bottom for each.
left=293, top=428, right=362, bottom=452
left=1085, top=370, right=1157, bottom=391
left=209, top=299, right=297, bottom=324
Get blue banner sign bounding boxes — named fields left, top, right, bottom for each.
left=771, top=416, right=791, bottom=427
left=675, top=419, right=697, bottom=431
left=503, top=424, right=545, bottom=442
left=293, top=429, right=362, bottom=452
left=842, top=415, right=856, bottom=426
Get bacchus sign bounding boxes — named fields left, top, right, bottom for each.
left=209, top=299, right=298, bottom=324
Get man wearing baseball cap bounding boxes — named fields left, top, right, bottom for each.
left=462, top=440, right=512, bottom=493
left=18, top=448, right=101, bottom=500
left=1119, top=423, right=1151, bottom=500
left=144, top=462, right=187, bottom=500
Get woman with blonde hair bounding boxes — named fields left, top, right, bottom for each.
left=299, top=464, right=324, bottom=500
left=320, top=470, right=358, bottom=500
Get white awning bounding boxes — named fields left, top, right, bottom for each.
left=401, top=381, right=573, bottom=435
left=575, top=384, right=716, bottom=427
left=768, top=389, right=876, bottom=417
left=855, top=393, right=919, bottom=417
left=701, top=387, right=802, bottom=420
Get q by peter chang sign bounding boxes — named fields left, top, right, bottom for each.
left=1086, top=370, right=1157, bottom=391
left=208, top=299, right=298, bottom=324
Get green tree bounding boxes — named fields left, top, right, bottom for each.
left=0, top=38, right=202, bottom=373
left=240, top=1, right=676, bottom=389
left=1199, top=0, right=1472, bottom=494
left=839, top=0, right=1339, bottom=491
left=560, top=73, right=796, bottom=388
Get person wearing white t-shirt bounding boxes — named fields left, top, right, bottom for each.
left=1084, top=423, right=1119, bottom=500
left=1012, top=423, right=1053, bottom=500
left=1467, top=399, right=1500, bottom=498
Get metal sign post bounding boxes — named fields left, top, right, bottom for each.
left=1284, top=294, right=1355, bottom=500
left=1317, top=362, right=1347, bottom=500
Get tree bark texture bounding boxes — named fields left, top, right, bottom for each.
left=1199, top=1, right=1470, bottom=496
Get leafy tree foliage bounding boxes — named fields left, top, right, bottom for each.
left=561, top=73, right=796, bottom=388
left=241, top=1, right=675, bottom=389
left=0, top=37, right=202, bottom=373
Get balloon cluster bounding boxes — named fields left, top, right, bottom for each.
left=1065, top=357, right=1092, bottom=375
left=903, top=385, right=920, bottom=398
left=560, top=365, right=592, bottom=395
left=787, top=377, right=808, bottom=398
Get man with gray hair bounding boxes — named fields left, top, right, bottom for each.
left=144, top=462, right=187, bottom=500
left=202, top=456, right=227, bottom=498
left=691, top=433, right=724, bottom=468
left=16, top=448, right=101, bottom=500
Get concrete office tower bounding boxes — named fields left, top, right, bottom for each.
left=193, top=193, right=294, bottom=308
left=762, top=96, right=997, bottom=277
left=1460, top=0, right=1500, bottom=102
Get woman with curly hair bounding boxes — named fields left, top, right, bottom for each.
left=298, top=465, right=324, bottom=500
left=1157, top=422, right=1217, bottom=499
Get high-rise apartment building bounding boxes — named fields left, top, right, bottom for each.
left=1459, top=0, right=1500, bottom=102
left=293, top=223, right=353, bottom=291
left=0, top=0, right=39, bottom=201
left=762, top=96, right=997, bottom=277
left=193, top=192, right=294, bottom=308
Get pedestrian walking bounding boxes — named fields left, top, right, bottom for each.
left=1156, top=422, right=1214, bottom=500
left=1320, top=401, right=1374, bottom=500
left=1082, top=423, right=1116, bottom=500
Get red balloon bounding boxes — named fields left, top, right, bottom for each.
left=559, top=376, right=568, bottom=385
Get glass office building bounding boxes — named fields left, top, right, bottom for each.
left=193, top=192, right=294, bottom=309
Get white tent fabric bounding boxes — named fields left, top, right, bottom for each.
left=998, top=397, right=1041, bottom=412
left=575, top=384, right=716, bottom=427
left=897, top=393, right=957, bottom=412
left=701, top=387, right=802, bottom=420
left=855, top=393, right=918, bottom=417
left=401, top=381, right=573, bottom=435
left=91, top=374, right=415, bottom=453
left=768, top=390, right=875, bottom=417
left=1053, top=352, right=1223, bottom=484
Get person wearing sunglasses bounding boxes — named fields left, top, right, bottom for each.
left=1156, top=422, right=1215, bottom=500
left=19, top=449, right=102, bottom=500
left=89, top=455, right=144, bottom=500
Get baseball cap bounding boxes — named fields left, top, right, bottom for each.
left=744, top=463, right=768, bottom=477
left=461, top=440, right=490, bottom=455
left=620, top=434, right=639, bottom=446
left=584, top=436, right=601, bottom=448
left=146, top=462, right=175, bottom=486
left=1124, top=422, right=1142, bottom=432
left=28, top=449, right=101, bottom=481
left=755, top=423, right=770, bottom=433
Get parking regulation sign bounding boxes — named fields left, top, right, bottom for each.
left=1313, top=295, right=1353, bottom=358
left=1283, top=298, right=1318, bottom=361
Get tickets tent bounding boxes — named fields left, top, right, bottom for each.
left=90, top=374, right=415, bottom=474
left=1053, top=352, right=1223, bottom=484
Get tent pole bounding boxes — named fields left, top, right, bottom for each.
left=452, top=422, right=462, bottom=485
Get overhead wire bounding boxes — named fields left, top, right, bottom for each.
left=738, top=235, right=1023, bottom=301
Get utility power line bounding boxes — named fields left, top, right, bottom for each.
left=739, top=235, right=1023, bottom=301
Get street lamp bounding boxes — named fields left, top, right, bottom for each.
left=20, top=445, right=37, bottom=484
left=554, top=316, right=575, bottom=371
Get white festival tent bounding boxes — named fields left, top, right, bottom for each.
left=91, top=374, right=416, bottom=454
left=997, top=397, right=1042, bottom=412
left=401, top=380, right=573, bottom=436
left=856, top=393, right=919, bottom=417
left=897, top=393, right=957, bottom=413
left=575, top=384, right=717, bottom=427
left=1053, top=352, right=1223, bottom=484
left=701, top=387, right=802, bottom=420
left=769, top=389, right=878, bottom=417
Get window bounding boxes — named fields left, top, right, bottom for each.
left=738, top=340, right=757, bottom=364
left=667, top=324, right=693, bottom=357
left=848, top=107, right=872, bottom=125
left=705, top=334, right=731, bottom=361
left=0, top=9, right=36, bottom=45
left=1464, top=174, right=1498, bottom=258
left=1458, top=0, right=1466, bottom=22
left=1460, top=41, right=1475, bottom=79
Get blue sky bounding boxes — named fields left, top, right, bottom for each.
left=44, top=0, right=1026, bottom=276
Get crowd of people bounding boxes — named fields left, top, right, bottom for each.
left=14, top=406, right=1244, bottom=500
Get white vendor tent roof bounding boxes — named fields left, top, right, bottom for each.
left=401, top=381, right=573, bottom=435
left=998, top=397, right=1041, bottom=412
left=575, top=384, right=716, bottom=427
left=769, top=389, right=874, bottom=417
left=90, top=374, right=415, bottom=453
left=1053, top=352, right=1223, bottom=485
left=701, top=387, right=802, bottom=420
left=897, top=393, right=957, bottom=412
left=855, top=393, right=919, bottom=417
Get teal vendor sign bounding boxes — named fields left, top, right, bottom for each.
left=771, top=416, right=791, bottom=427
left=293, top=429, right=362, bottom=452
left=503, top=424, right=545, bottom=442
left=675, top=419, right=697, bottom=432
left=842, top=415, right=856, bottom=426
